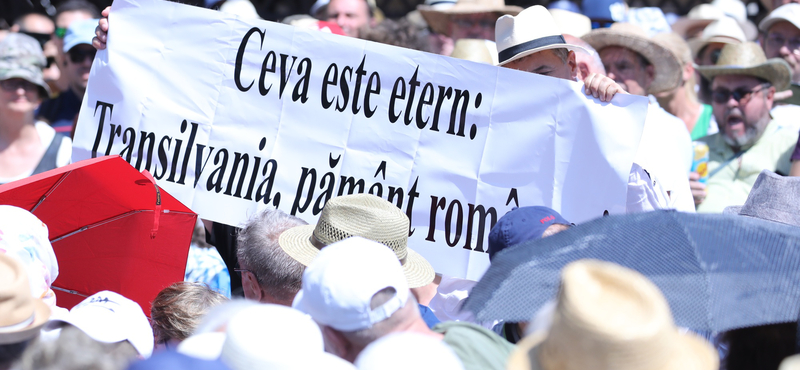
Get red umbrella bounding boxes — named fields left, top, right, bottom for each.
left=0, top=155, right=197, bottom=315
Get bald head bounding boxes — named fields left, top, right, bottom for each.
left=563, top=34, right=605, bottom=79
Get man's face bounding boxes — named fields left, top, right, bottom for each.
left=448, top=13, right=498, bottom=41
left=63, top=44, right=96, bottom=96
left=52, top=10, right=94, bottom=62
left=764, top=21, right=800, bottom=83
left=711, top=74, right=774, bottom=149
left=599, top=46, right=653, bottom=96
left=696, top=42, right=726, bottom=67
left=502, top=49, right=577, bottom=81
left=326, top=0, right=371, bottom=38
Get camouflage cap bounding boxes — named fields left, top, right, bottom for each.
left=0, top=33, right=51, bottom=99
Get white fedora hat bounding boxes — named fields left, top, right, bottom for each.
left=506, top=259, right=719, bottom=370
left=495, top=5, right=588, bottom=66
left=688, top=17, right=746, bottom=59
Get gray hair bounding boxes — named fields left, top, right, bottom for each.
left=17, top=325, right=137, bottom=370
left=338, top=290, right=419, bottom=349
left=236, top=208, right=307, bottom=302
left=552, top=48, right=570, bottom=64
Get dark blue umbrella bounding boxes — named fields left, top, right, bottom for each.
left=464, top=210, right=800, bottom=333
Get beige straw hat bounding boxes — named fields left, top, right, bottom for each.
left=687, top=17, right=746, bottom=60
left=279, top=194, right=435, bottom=288
left=495, top=5, right=588, bottom=66
left=418, top=0, right=523, bottom=36
left=506, top=259, right=718, bottom=370
left=582, top=22, right=682, bottom=93
left=451, top=38, right=499, bottom=64
left=0, top=253, right=51, bottom=345
left=696, top=42, right=792, bottom=91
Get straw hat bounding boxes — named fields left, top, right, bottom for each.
left=278, top=194, right=435, bottom=288
left=696, top=42, right=792, bottom=91
left=687, top=17, right=746, bottom=59
left=671, top=3, right=756, bottom=41
left=549, top=9, right=591, bottom=37
left=451, top=38, right=499, bottom=64
left=0, top=253, right=51, bottom=345
left=582, top=22, right=682, bottom=93
left=495, top=5, right=588, bottom=66
left=418, top=0, right=523, bottom=36
left=506, top=259, right=718, bottom=370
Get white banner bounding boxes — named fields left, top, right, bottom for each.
left=72, top=0, right=647, bottom=280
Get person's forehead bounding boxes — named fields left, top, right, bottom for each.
left=327, top=0, right=369, bottom=14
left=508, top=49, right=564, bottom=69
left=768, top=20, right=800, bottom=36
left=712, top=74, right=762, bottom=88
left=599, top=46, right=641, bottom=61
left=55, top=10, right=93, bottom=28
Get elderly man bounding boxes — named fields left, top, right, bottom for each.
left=418, top=0, right=522, bottom=43
left=236, top=208, right=307, bottom=305
left=759, top=3, right=800, bottom=131
left=583, top=22, right=695, bottom=211
left=294, top=237, right=513, bottom=370
left=655, top=32, right=717, bottom=140
left=693, top=42, right=797, bottom=212
left=325, top=0, right=376, bottom=38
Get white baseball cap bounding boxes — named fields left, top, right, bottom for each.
left=355, top=332, right=465, bottom=370
left=292, top=237, right=410, bottom=332
left=759, top=3, right=800, bottom=32
left=45, top=290, right=154, bottom=358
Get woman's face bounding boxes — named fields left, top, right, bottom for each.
left=0, top=78, right=41, bottom=116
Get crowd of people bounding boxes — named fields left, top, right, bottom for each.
left=3, top=0, right=800, bottom=368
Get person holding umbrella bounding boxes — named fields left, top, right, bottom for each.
left=0, top=33, right=71, bottom=185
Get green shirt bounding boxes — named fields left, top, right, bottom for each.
left=432, top=321, right=514, bottom=370
left=696, top=120, right=797, bottom=213
left=691, top=104, right=714, bottom=140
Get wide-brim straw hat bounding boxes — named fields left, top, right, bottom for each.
left=0, top=253, right=51, bottom=345
left=671, top=4, right=757, bottom=41
left=495, top=5, right=588, bottom=66
left=687, top=16, right=746, bottom=59
left=696, top=41, right=792, bottom=91
left=279, top=194, right=435, bottom=288
left=506, top=259, right=719, bottom=370
left=419, top=0, right=523, bottom=36
left=451, top=38, right=499, bottom=64
left=582, top=22, right=682, bottom=93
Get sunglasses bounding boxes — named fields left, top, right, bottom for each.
left=20, top=31, right=50, bottom=49
left=54, top=27, right=67, bottom=39
left=67, top=48, right=97, bottom=64
left=711, top=83, right=771, bottom=104
left=45, top=56, right=56, bottom=69
left=0, top=79, right=39, bottom=93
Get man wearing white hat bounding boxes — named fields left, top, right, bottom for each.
left=689, top=17, right=747, bottom=105
left=583, top=22, right=695, bottom=211
left=293, top=237, right=513, bottom=370
left=760, top=4, right=800, bottom=132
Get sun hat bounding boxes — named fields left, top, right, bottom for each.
left=451, top=38, right=499, bottom=64
left=220, top=304, right=355, bottom=370
left=127, top=350, right=230, bottom=370
left=0, top=33, right=51, bottom=99
left=0, top=253, right=51, bottom=345
left=582, top=22, right=683, bottom=93
left=759, top=3, right=800, bottom=33
left=654, top=32, right=692, bottom=66
left=780, top=354, right=800, bottom=370
left=355, top=332, right=465, bottom=370
left=687, top=17, right=746, bottom=59
left=278, top=193, right=434, bottom=288
left=671, top=3, right=756, bottom=41
left=292, top=237, right=410, bottom=332
left=46, top=290, right=154, bottom=358
left=487, top=206, right=571, bottom=262
left=418, top=0, right=523, bottom=36
left=425, top=0, right=458, bottom=10
left=495, top=5, right=589, bottom=66
left=506, top=259, right=719, bottom=370
left=63, top=18, right=100, bottom=53
left=219, top=0, right=261, bottom=19
left=178, top=332, right=226, bottom=361
left=696, top=41, right=792, bottom=91
left=0, top=205, right=59, bottom=309
left=549, top=8, right=592, bottom=37
left=723, top=170, right=800, bottom=227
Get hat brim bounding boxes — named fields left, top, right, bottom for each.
left=507, top=328, right=718, bottom=370
left=418, top=5, right=523, bottom=36
left=723, top=206, right=743, bottom=215
left=582, top=30, right=682, bottom=94
left=696, top=59, right=792, bottom=91
left=671, top=18, right=715, bottom=38
left=2, top=72, right=51, bottom=99
left=688, top=36, right=742, bottom=59
left=0, top=299, right=51, bottom=345
left=278, top=225, right=435, bottom=288
left=497, top=43, right=589, bottom=66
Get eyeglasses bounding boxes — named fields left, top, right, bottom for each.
left=67, top=48, right=96, bottom=64
left=54, top=27, right=67, bottom=39
left=45, top=56, right=56, bottom=69
left=233, top=268, right=254, bottom=277
left=711, top=83, right=771, bottom=104
left=766, top=34, right=800, bottom=51
left=0, top=79, right=39, bottom=93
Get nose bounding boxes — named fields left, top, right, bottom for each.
left=780, top=44, right=792, bottom=57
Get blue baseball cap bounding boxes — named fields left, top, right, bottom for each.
left=63, top=18, right=100, bottom=53
left=548, top=0, right=582, bottom=14
left=583, top=0, right=627, bottom=26
left=487, top=206, right=571, bottom=262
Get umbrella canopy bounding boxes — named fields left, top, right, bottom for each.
left=464, top=210, right=800, bottom=333
left=0, top=156, right=197, bottom=315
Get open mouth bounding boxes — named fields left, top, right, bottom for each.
left=726, top=113, right=744, bottom=132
